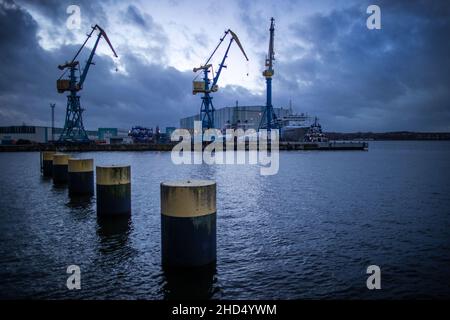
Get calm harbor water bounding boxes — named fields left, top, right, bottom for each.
left=0, top=141, right=449, bottom=299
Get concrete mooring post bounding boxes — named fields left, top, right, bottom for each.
left=96, top=165, right=131, bottom=216
left=160, top=180, right=217, bottom=268
left=41, top=151, right=55, bottom=177
left=52, top=153, right=70, bottom=185
left=68, top=159, right=94, bottom=196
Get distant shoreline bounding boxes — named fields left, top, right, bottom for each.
left=0, top=135, right=448, bottom=152
left=325, top=131, right=450, bottom=141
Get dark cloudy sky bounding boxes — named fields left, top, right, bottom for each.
left=0, top=0, right=449, bottom=132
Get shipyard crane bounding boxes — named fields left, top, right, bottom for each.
left=56, top=24, right=118, bottom=143
left=259, top=17, right=278, bottom=131
left=193, top=29, right=249, bottom=130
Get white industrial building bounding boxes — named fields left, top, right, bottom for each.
left=180, top=104, right=291, bottom=131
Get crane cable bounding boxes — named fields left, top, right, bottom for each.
left=192, top=29, right=248, bottom=82
left=58, top=27, right=96, bottom=80
left=193, top=30, right=229, bottom=82
left=58, top=68, right=68, bottom=81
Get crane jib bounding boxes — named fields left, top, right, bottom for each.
left=60, top=25, right=118, bottom=73
left=193, top=28, right=249, bottom=130
left=57, top=25, right=118, bottom=88
left=56, top=25, right=118, bottom=96
left=95, top=24, right=118, bottom=58
left=228, top=29, right=249, bottom=61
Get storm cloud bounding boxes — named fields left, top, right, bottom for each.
left=273, top=0, right=450, bottom=131
left=0, top=0, right=449, bottom=132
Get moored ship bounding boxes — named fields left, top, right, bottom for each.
left=278, top=113, right=311, bottom=141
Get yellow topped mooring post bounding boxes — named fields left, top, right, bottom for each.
left=68, top=159, right=94, bottom=196
left=41, top=151, right=55, bottom=177
left=160, top=180, right=217, bottom=268
left=96, top=165, right=131, bottom=216
left=52, top=153, right=70, bottom=185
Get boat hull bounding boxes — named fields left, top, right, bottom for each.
left=281, top=126, right=309, bottom=141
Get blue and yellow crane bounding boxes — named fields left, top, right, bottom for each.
left=56, top=24, right=118, bottom=143
left=193, top=29, right=249, bottom=130
left=259, top=17, right=278, bottom=131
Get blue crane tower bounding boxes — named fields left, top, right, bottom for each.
left=259, top=17, right=278, bottom=131
left=192, top=29, right=249, bottom=130
left=56, top=25, right=118, bottom=143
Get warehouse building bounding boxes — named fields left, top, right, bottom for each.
left=0, top=125, right=99, bottom=144
left=180, top=104, right=291, bottom=131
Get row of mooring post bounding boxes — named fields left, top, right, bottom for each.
left=40, top=151, right=217, bottom=268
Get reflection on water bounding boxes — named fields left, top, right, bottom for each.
left=0, top=142, right=450, bottom=299
left=97, top=216, right=131, bottom=242
left=97, top=216, right=131, bottom=252
left=162, top=264, right=218, bottom=300
left=41, top=175, right=52, bottom=182
left=66, top=195, right=93, bottom=209
left=52, top=183, right=67, bottom=191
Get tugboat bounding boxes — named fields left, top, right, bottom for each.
left=303, top=117, right=328, bottom=143
left=302, top=117, right=368, bottom=150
